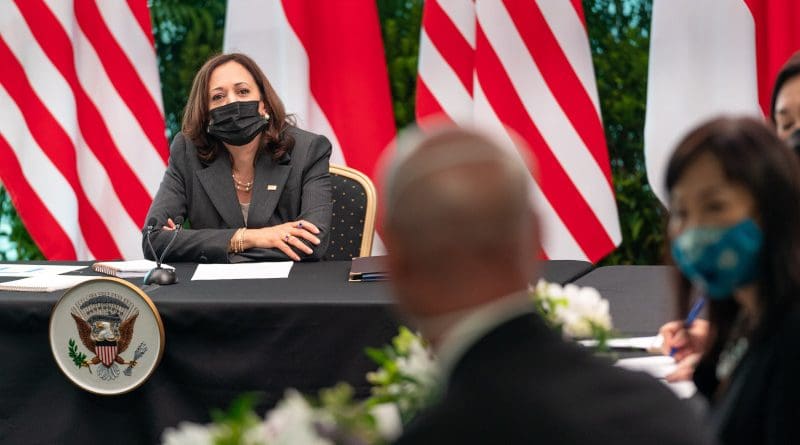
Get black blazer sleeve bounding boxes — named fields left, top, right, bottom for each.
left=142, top=133, right=238, bottom=263
left=235, top=132, right=332, bottom=262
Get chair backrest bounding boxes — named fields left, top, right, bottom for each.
left=326, top=164, right=377, bottom=260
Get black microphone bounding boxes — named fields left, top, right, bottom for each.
left=144, top=217, right=159, bottom=263
left=144, top=216, right=183, bottom=286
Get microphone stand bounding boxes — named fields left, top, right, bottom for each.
left=144, top=218, right=182, bottom=285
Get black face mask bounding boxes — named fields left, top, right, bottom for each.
left=207, top=100, right=269, bottom=146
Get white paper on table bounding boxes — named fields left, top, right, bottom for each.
left=190, top=262, right=294, bottom=280
left=616, top=355, right=677, bottom=378
left=615, top=355, right=697, bottom=399
left=0, top=275, right=97, bottom=292
left=0, top=264, right=87, bottom=277
left=579, top=335, right=663, bottom=351
left=665, top=380, right=697, bottom=399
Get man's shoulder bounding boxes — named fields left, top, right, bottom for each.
left=418, top=316, right=713, bottom=444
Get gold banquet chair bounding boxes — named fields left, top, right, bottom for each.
left=326, top=164, right=377, bottom=260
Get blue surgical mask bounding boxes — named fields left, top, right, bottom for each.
left=671, top=218, right=762, bottom=300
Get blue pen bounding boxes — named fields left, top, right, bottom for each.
left=669, top=297, right=706, bottom=357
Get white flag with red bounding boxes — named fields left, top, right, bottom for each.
left=223, top=0, right=396, bottom=194
left=645, top=0, right=800, bottom=204
left=0, top=0, right=167, bottom=260
left=416, top=0, right=621, bottom=262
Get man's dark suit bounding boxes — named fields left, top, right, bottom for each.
left=395, top=313, right=713, bottom=444
left=143, top=126, right=332, bottom=263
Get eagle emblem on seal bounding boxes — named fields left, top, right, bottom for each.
left=67, top=293, right=147, bottom=381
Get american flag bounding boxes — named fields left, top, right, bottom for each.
left=416, top=0, right=621, bottom=262
left=0, top=0, right=166, bottom=260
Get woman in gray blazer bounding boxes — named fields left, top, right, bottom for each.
left=143, top=53, right=331, bottom=263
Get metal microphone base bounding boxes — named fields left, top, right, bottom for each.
left=143, top=267, right=177, bottom=285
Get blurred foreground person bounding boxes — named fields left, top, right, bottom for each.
left=661, top=117, right=800, bottom=445
left=383, top=127, right=712, bottom=445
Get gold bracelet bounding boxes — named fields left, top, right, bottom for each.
left=230, top=228, right=242, bottom=253
left=238, top=228, right=247, bottom=253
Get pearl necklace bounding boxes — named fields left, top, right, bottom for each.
left=232, top=172, right=253, bottom=192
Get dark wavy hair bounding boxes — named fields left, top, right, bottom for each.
left=181, top=53, right=294, bottom=163
left=770, top=51, right=800, bottom=124
left=666, top=116, right=800, bottom=364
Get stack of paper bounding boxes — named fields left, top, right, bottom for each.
left=92, top=260, right=174, bottom=278
left=0, top=275, right=97, bottom=292
left=0, top=264, right=86, bottom=277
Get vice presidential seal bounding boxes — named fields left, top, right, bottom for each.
left=50, top=277, right=164, bottom=395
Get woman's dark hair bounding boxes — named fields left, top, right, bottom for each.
left=666, top=116, right=800, bottom=365
left=770, top=51, right=800, bottom=124
left=181, top=53, right=294, bottom=163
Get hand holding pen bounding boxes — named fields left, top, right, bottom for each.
left=659, top=297, right=710, bottom=362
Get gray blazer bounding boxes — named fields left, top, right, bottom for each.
left=142, top=127, right=332, bottom=263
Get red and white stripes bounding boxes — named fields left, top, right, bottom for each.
left=417, top=0, right=621, bottom=262
left=0, top=0, right=166, bottom=260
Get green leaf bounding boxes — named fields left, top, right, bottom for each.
left=209, top=392, right=263, bottom=445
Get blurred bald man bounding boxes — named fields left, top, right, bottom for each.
left=384, top=127, right=713, bottom=445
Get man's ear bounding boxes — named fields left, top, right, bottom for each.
left=383, top=230, right=410, bottom=281
left=527, top=208, right=542, bottom=283
left=531, top=208, right=541, bottom=258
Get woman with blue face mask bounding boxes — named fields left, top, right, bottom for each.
left=143, top=53, right=332, bottom=263
left=660, top=116, right=800, bottom=445
left=662, top=52, right=800, bottom=371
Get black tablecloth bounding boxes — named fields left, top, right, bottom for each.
left=0, top=259, right=591, bottom=444
left=574, top=265, right=679, bottom=336
left=0, top=261, right=398, bottom=444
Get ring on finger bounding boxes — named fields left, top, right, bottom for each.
left=284, top=234, right=291, bottom=243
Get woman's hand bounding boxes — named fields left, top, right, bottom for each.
left=242, top=220, right=321, bottom=261
left=162, top=218, right=178, bottom=231
left=665, top=352, right=702, bottom=382
left=659, top=318, right=710, bottom=361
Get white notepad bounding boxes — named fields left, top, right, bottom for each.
left=0, top=275, right=97, bottom=292
left=191, top=262, right=293, bottom=280
left=92, top=260, right=174, bottom=278
left=0, top=264, right=87, bottom=277
left=579, top=335, right=663, bottom=351
left=615, top=355, right=697, bottom=399
left=616, top=355, right=677, bottom=379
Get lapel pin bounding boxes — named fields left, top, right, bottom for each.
left=267, top=184, right=278, bottom=191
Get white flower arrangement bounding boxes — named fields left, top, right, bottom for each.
left=161, top=422, right=216, bottom=445
left=262, top=390, right=334, bottom=445
left=531, top=279, right=613, bottom=349
left=160, top=328, right=432, bottom=445
left=365, top=326, right=439, bottom=424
